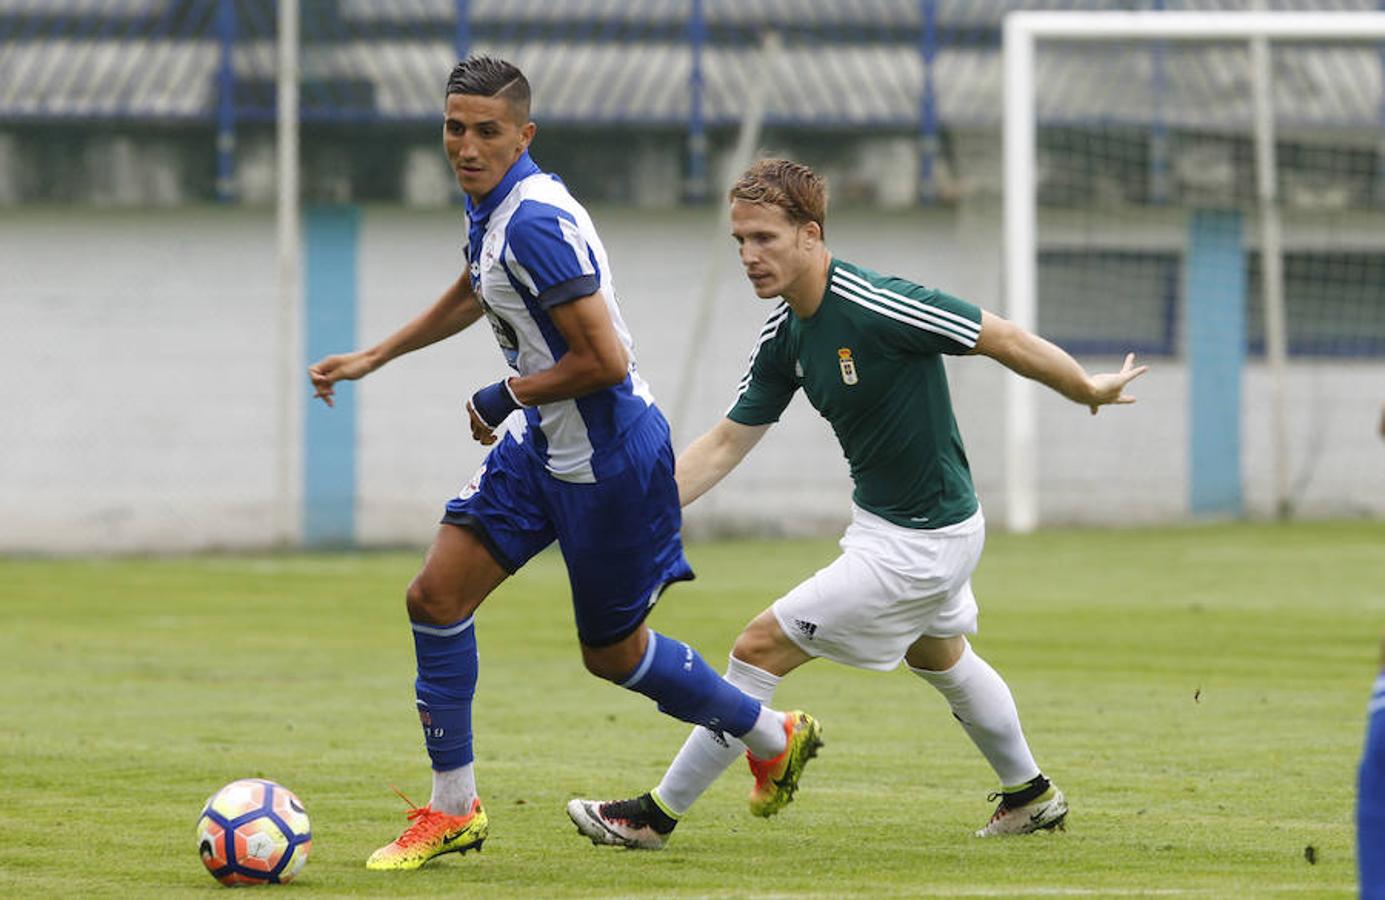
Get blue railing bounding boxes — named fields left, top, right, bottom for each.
left=2, top=0, right=1383, bottom=205
left=0, top=0, right=1180, bottom=204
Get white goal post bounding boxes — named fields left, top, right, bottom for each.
left=276, top=0, right=301, bottom=547
left=1002, top=10, right=1385, bottom=533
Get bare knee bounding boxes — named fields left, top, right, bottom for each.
left=581, top=652, right=625, bottom=682
left=581, top=628, right=648, bottom=682
left=905, top=634, right=967, bottom=672
left=732, top=619, right=778, bottom=664
left=731, top=611, right=810, bottom=676
left=406, top=575, right=471, bottom=626
left=405, top=524, right=507, bottom=626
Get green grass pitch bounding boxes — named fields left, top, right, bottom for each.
left=2, top=520, right=1381, bottom=897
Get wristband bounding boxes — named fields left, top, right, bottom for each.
left=470, top=378, right=523, bottom=429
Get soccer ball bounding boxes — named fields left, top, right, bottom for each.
left=196, top=778, right=312, bottom=886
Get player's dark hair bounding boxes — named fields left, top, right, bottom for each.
left=446, top=55, right=531, bottom=123
left=729, top=158, right=828, bottom=238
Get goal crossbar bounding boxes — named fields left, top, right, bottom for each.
left=1007, top=11, right=1385, bottom=41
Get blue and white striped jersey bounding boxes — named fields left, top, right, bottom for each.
left=1362, top=669, right=1385, bottom=897
left=465, top=151, right=655, bottom=483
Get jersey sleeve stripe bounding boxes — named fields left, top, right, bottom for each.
left=735, top=305, right=790, bottom=399
left=830, top=278, right=979, bottom=348
left=558, top=216, right=597, bottom=276
left=834, top=267, right=981, bottom=331
left=503, top=246, right=538, bottom=294
left=833, top=267, right=981, bottom=337
left=831, top=271, right=980, bottom=341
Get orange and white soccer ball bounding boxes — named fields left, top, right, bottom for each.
left=196, top=779, right=312, bottom=886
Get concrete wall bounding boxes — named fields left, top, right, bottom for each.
left=3, top=205, right=1383, bottom=554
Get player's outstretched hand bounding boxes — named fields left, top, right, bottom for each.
left=1087, top=352, right=1149, bottom=415
left=308, top=351, right=375, bottom=407
left=466, top=401, right=499, bottom=446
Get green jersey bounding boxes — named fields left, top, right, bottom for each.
left=728, top=258, right=982, bottom=529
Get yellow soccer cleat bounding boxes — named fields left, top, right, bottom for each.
left=746, top=710, right=823, bottom=818
left=365, top=792, right=488, bottom=871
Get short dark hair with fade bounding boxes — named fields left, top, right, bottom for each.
left=446, top=55, right=531, bottom=123
left=729, top=158, right=828, bottom=238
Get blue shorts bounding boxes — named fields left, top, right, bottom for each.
left=1362, top=675, right=1385, bottom=897
left=442, top=407, right=694, bottom=647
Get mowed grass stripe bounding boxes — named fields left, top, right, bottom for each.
left=0, top=520, right=1378, bottom=897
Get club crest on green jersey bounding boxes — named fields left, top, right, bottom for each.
left=837, top=347, right=858, bottom=385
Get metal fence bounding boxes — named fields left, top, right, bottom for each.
left=4, top=0, right=1383, bottom=203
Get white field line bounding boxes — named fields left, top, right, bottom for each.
left=601, top=887, right=1355, bottom=900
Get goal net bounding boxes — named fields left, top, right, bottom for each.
left=1002, top=11, right=1385, bottom=530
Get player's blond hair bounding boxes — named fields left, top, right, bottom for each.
left=729, top=158, right=828, bottom=238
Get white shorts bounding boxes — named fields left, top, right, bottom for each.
left=771, top=504, right=985, bottom=672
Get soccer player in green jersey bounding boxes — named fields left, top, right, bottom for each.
left=567, top=158, right=1147, bottom=848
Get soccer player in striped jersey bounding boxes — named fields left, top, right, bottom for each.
left=307, top=62, right=820, bottom=871
left=1361, top=632, right=1385, bottom=897
left=567, top=158, right=1147, bottom=849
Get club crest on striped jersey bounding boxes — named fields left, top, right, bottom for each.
left=837, top=347, right=859, bottom=385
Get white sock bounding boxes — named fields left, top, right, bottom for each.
left=429, top=763, right=477, bottom=816
left=910, top=641, right=1041, bottom=788
left=653, top=655, right=781, bottom=815
left=741, top=705, right=789, bottom=760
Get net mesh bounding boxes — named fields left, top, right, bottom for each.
left=1023, top=33, right=1385, bottom=521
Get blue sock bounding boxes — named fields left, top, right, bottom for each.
left=1361, top=671, right=1385, bottom=899
left=620, top=631, right=760, bottom=737
left=412, top=616, right=478, bottom=771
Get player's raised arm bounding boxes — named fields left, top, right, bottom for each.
left=309, top=272, right=484, bottom=407
left=675, top=418, right=771, bottom=507
left=969, top=309, right=1148, bottom=415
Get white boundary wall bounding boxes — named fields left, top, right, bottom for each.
left=2, top=205, right=1383, bottom=554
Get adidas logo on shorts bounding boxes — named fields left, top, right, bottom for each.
left=793, top=618, right=818, bottom=638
